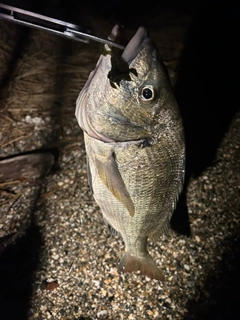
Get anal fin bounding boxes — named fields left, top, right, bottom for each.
left=103, top=217, right=120, bottom=237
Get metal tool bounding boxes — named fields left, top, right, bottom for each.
left=0, top=3, right=125, bottom=50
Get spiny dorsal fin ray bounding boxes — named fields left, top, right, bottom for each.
left=95, top=153, right=135, bottom=216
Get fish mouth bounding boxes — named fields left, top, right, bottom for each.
left=109, top=25, right=148, bottom=64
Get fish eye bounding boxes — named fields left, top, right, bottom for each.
left=139, top=85, right=156, bottom=103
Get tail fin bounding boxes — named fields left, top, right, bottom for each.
left=118, top=252, right=164, bottom=280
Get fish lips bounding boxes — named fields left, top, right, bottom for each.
left=122, top=26, right=148, bottom=64
left=108, top=25, right=148, bottom=64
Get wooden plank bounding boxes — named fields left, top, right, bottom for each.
left=0, top=152, right=54, bottom=182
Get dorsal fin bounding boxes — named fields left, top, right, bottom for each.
left=149, top=217, right=171, bottom=242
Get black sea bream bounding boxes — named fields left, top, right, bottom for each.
left=75, top=25, right=185, bottom=280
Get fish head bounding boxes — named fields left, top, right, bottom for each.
left=76, top=25, right=176, bottom=143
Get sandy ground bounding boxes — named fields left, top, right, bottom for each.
left=0, top=2, right=239, bottom=320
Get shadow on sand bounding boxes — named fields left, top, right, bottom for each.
left=172, top=1, right=240, bottom=319
left=0, top=219, right=42, bottom=320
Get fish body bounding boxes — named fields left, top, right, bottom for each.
left=75, top=26, right=185, bottom=280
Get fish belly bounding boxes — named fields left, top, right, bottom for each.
left=84, top=133, right=184, bottom=243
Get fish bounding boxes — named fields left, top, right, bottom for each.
left=75, top=25, right=185, bottom=280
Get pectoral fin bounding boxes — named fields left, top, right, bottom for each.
left=95, top=153, right=134, bottom=216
